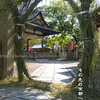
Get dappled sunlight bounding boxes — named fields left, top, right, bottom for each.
left=1, top=0, right=100, bottom=99
left=0, top=87, right=51, bottom=100
left=30, top=60, right=79, bottom=84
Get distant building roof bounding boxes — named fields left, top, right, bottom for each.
left=28, top=8, right=49, bottom=28
left=25, top=8, right=61, bottom=37
left=31, top=43, right=51, bottom=49
left=31, top=43, right=45, bottom=49
left=25, top=22, right=60, bottom=36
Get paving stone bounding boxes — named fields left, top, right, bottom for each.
left=31, top=60, right=79, bottom=84
left=0, top=61, right=79, bottom=100
left=0, top=87, right=51, bottom=100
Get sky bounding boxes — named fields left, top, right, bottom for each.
left=96, top=0, right=100, bottom=5
left=38, top=0, right=53, bottom=7
left=38, top=0, right=100, bottom=7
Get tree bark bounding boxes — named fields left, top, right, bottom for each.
left=78, top=1, right=94, bottom=90
left=3, top=0, right=42, bottom=82
left=14, top=25, right=32, bottom=82
left=64, top=0, right=95, bottom=90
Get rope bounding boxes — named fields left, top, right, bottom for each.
left=77, top=11, right=89, bottom=15
left=16, top=23, right=25, bottom=27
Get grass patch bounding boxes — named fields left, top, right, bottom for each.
left=50, top=83, right=100, bottom=100
left=50, top=83, right=78, bottom=100
left=0, top=77, right=51, bottom=91
left=0, top=77, right=100, bottom=100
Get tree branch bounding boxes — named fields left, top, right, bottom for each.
left=63, top=0, right=80, bottom=13
left=5, top=0, right=19, bottom=23
left=22, top=0, right=42, bottom=23
left=91, top=6, right=100, bottom=17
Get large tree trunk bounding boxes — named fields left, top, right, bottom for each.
left=14, top=25, right=32, bottom=82
left=2, top=0, right=42, bottom=82
left=78, top=2, right=94, bottom=90
left=66, top=0, right=95, bottom=91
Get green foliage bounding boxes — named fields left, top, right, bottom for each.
left=42, top=0, right=74, bottom=31
left=24, top=39, right=41, bottom=46
left=44, top=33, right=72, bottom=47
left=0, top=77, right=51, bottom=91
left=42, top=0, right=81, bottom=47
left=90, top=0, right=98, bottom=12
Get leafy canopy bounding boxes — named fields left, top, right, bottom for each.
left=42, top=0, right=81, bottom=46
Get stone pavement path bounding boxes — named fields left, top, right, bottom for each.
left=31, top=60, right=79, bottom=84
left=0, top=60, right=79, bottom=100
left=0, top=87, right=53, bottom=100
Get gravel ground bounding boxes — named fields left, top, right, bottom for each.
left=13, top=60, right=79, bottom=78
left=14, top=60, right=45, bottom=77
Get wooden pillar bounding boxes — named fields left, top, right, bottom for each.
left=62, top=45, right=65, bottom=58
left=76, top=46, right=78, bottom=59
left=27, top=39, right=30, bottom=52
left=41, top=38, right=44, bottom=52
left=59, top=45, right=60, bottom=55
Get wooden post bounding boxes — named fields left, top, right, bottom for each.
left=41, top=38, right=44, bottom=52
left=59, top=45, right=60, bottom=56
left=75, top=45, right=78, bottom=59
left=62, top=45, right=65, bottom=58
left=27, top=39, right=30, bottom=52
